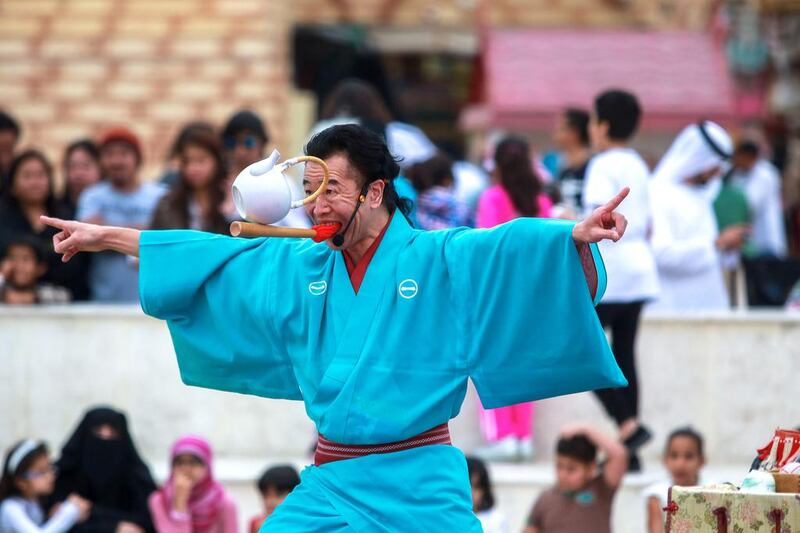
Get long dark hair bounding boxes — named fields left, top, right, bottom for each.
left=3, top=149, right=59, bottom=214
left=0, top=441, right=49, bottom=502
left=466, top=456, right=495, bottom=512
left=494, top=136, right=542, bottom=217
left=158, top=130, right=228, bottom=233
left=62, top=139, right=101, bottom=203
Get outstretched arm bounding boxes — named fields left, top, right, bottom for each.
left=569, top=187, right=630, bottom=298
left=571, top=187, right=629, bottom=245
left=41, top=216, right=140, bottom=262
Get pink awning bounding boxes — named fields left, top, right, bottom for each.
left=483, top=29, right=737, bottom=130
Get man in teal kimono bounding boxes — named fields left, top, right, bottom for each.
left=44, top=124, right=630, bottom=532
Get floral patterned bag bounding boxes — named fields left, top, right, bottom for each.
left=666, top=486, right=800, bottom=532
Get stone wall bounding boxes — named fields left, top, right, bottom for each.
left=0, top=0, right=290, bottom=180
left=0, top=0, right=717, bottom=183
left=3, top=306, right=797, bottom=467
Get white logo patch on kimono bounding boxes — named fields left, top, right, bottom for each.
left=308, top=280, right=327, bottom=296
left=398, top=279, right=418, bottom=299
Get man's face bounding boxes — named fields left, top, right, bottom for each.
left=555, top=455, right=594, bottom=493
left=588, top=112, right=608, bottom=151
left=733, top=152, right=757, bottom=172
left=303, top=153, right=383, bottom=250
left=225, top=131, right=265, bottom=175
left=686, top=165, right=721, bottom=186
left=0, top=129, right=18, bottom=172
left=100, top=141, right=139, bottom=188
left=553, top=115, right=577, bottom=150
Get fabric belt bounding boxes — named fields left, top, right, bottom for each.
left=314, top=423, right=451, bottom=466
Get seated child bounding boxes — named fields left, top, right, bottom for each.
left=466, top=456, right=508, bottom=533
left=0, top=440, right=90, bottom=533
left=248, top=465, right=300, bottom=533
left=524, top=424, right=627, bottom=533
left=643, top=427, right=705, bottom=533
left=0, top=238, right=70, bottom=304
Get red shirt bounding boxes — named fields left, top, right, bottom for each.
left=342, top=216, right=392, bottom=293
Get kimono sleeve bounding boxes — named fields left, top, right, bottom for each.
left=445, top=219, right=626, bottom=409
left=139, top=230, right=301, bottom=400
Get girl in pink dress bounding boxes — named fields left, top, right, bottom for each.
left=148, top=436, right=237, bottom=533
left=475, top=136, right=553, bottom=461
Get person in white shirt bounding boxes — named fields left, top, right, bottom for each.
left=0, top=440, right=90, bottom=533
left=648, top=121, right=747, bottom=312
left=582, top=89, right=659, bottom=472
left=729, top=140, right=787, bottom=258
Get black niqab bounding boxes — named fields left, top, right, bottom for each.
left=53, top=406, right=156, bottom=532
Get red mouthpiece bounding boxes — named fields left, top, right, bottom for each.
left=312, top=223, right=342, bottom=242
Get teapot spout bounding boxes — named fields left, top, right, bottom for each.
left=248, top=149, right=281, bottom=176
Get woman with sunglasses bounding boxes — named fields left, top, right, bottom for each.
left=0, top=440, right=91, bottom=533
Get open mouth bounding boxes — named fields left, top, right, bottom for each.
left=311, top=222, right=342, bottom=242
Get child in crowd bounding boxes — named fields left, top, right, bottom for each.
left=643, top=427, right=705, bottom=533
left=0, top=440, right=90, bottom=533
left=582, top=89, right=659, bottom=472
left=148, top=436, right=237, bottom=533
left=0, top=238, right=71, bottom=305
left=465, top=457, right=508, bottom=533
left=248, top=465, right=300, bottom=533
left=406, top=152, right=471, bottom=230
left=524, top=424, right=627, bottom=533
left=474, top=136, right=552, bottom=461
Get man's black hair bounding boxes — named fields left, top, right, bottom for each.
left=594, top=89, right=642, bottom=142
left=734, top=140, right=759, bottom=158
left=304, top=124, right=411, bottom=217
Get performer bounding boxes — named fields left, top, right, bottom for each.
left=44, top=124, right=629, bottom=532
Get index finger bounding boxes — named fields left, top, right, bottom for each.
left=40, top=215, right=69, bottom=230
left=601, top=187, right=630, bottom=213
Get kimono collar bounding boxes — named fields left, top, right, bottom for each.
left=342, top=212, right=412, bottom=292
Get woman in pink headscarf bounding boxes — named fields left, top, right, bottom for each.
left=148, top=436, right=237, bottom=533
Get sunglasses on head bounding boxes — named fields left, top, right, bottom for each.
left=224, top=135, right=260, bottom=150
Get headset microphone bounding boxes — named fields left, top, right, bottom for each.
left=331, top=186, right=368, bottom=247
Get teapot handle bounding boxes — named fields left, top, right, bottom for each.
left=283, top=156, right=330, bottom=208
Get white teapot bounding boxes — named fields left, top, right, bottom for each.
left=231, top=149, right=330, bottom=225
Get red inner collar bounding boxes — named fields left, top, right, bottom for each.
left=342, top=217, right=392, bottom=293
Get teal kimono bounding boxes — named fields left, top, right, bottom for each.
left=139, top=213, right=625, bottom=532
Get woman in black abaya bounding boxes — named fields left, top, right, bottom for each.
left=52, top=406, right=156, bottom=533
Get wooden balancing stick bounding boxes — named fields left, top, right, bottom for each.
left=230, top=221, right=342, bottom=243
